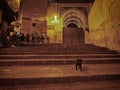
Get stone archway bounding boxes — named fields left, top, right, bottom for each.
left=61, top=8, right=88, bottom=28
left=61, top=7, right=87, bottom=44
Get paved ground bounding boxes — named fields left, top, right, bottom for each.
left=0, top=64, right=120, bottom=78
left=0, top=64, right=120, bottom=87
left=0, top=80, right=120, bottom=90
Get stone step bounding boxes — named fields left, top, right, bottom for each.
left=0, top=64, right=120, bottom=86
left=0, top=44, right=118, bottom=54
left=0, top=54, right=120, bottom=59
left=0, top=58, right=120, bottom=66
left=0, top=49, right=118, bottom=54
left=0, top=50, right=117, bottom=54
left=16, top=43, right=112, bottom=51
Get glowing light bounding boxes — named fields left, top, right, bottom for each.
left=51, top=15, right=59, bottom=24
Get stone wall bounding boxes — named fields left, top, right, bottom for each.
left=88, top=0, right=120, bottom=52
left=21, top=0, right=47, bottom=36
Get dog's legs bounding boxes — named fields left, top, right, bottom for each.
left=76, top=64, right=78, bottom=70
left=79, top=64, right=82, bottom=71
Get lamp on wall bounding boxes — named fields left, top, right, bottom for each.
left=51, top=15, right=59, bottom=24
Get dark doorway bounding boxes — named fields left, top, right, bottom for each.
left=63, top=27, right=85, bottom=44
left=67, top=23, right=78, bottom=28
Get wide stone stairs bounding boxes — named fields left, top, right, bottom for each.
left=0, top=44, right=120, bottom=86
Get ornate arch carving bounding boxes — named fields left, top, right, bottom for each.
left=59, top=7, right=88, bottom=28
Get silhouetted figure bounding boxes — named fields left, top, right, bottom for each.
left=75, top=58, right=82, bottom=71
left=19, top=33, right=25, bottom=44
left=26, top=33, right=30, bottom=43
left=46, top=36, right=50, bottom=43
left=21, top=33, right=25, bottom=41
left=32, top=34, right=35, bottom=43
left=11, top=32, right=18, bottom=46
left=41, top=34, right=45, bottom=43
left=37, top=35, right=42, bottom=44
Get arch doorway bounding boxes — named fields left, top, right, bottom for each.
left=63, top=23, right=85, bottom=44
left=61, top=8, right=87, bottom=44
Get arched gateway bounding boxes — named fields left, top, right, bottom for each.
left=58, top=4, right=89, bottom=44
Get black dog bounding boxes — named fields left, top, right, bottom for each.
left=75, top=58, right=82, bottom=71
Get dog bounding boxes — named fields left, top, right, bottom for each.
left=75, top=58, right=82, bottom=71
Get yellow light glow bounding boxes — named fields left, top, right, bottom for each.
left=51, top=15, right=58, bottom=24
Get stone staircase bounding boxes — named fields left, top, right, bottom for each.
left=0, top=44, right=120, bottom=86
left=0, top=44, right=118, bottom=54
